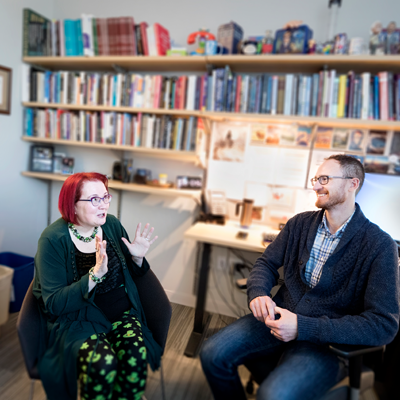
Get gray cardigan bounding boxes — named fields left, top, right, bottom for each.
left=247, top=203, right=399, bottom=346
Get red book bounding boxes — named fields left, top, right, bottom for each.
left=153, top=75, right=162, bottom=108
left=235, top=75, right=242, bottom=113
left=119, top=17, right=136, bottom=55
left=153, top=23, right=170, bottom=56
left=140, top=22, right=149, bottom=56
left=56, top=109, right=66, bottom=139
left=378, top=72, right=389, bottom=121
left=180, top=76, right=187, bottom=109
left=107, top=18, right=119, bottom=55
left=96, top=19, right=103, bottom=56
left=174, top=78, right=181, bottom=110
left=199, top=76, right=204, bottom=110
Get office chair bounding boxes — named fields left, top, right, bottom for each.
left=17, top=269, right=172, bottom=400
left=236, top=277, right=385, bottom=400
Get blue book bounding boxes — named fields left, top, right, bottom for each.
left=214, top=68, right=225, bottom=112
left=171, top=78, right=176, bottom=109
left=255, top=76, right=262, bottom=113
left=248, top=76, right=256, bottom=113
left=226, top=77, right=233, bottom=111
left=230, top=75, right=237, bottom=112
left=112, top=75, right=118, bottom=106
left=374, top=75, right=379, bottom=120
left=260, top=74, right=269, bottom=113
left=75, top=20, right=84, bottom=56
left=206, top=75, right=213, bottom=111
left=85, top=113, right=90, bottom=141
left=194, top=76, right=201, bottom=110
left=186, top=116, right=193, bottom=151
left=175, top=119, right=182, bottom=150
left=44, top=71, right=51, bottom=102
left=311, top=73, right=319, bottom=116
left=64, top=20, right=76, bottom=56
left=24, top=108, right=33, bottom=136
left=221, top=65, right=231, bottom=111
left=266, top=76, right=273, bottom=114
left=307, top=76, right=312, bottom=116
left=202, top=74, right=208, bottom=110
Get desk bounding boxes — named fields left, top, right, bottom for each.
left=183, top=220, right=280, bottom=357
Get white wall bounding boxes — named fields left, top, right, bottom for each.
left=53, top=0, right=400, bottom=48
left=1, top=0, right=400, bottom=318
left=0, top=0, right=54, bottom=256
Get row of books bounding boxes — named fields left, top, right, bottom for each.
left=24, top=108, right=198, bottom=151
left=23, top=65, right=400, bottom=121
left=23, top=8, right=170, bottom=57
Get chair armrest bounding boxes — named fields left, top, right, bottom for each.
left=329, top=343, right=385, bottom=359
left=329, top=344, right=385, bottom=393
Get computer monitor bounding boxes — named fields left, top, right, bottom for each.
left=356, top=173, right=400, bottom=242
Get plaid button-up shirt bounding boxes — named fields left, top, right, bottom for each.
left=305, top=210, right=355, bottom=288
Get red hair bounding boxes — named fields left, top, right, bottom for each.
left=58, top=172, right=109, bottom=224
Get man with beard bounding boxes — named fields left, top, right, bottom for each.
left=201, top=154, right=399, bottom=400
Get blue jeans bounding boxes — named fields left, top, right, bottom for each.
left=200, top=313, right=347, bottom=400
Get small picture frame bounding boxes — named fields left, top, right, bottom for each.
left=53, top=152, right=66, bottom=173
left=0, top=65, right=12, bottom=115
left=29, top=145, right=54, bottom=173
left=61, top=157, right=74, bottom=175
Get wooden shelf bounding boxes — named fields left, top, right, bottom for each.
left=23, top=102, right=201, bottom=117
left=204, top=111, right=400, bottom=130
left=23, top=102, right=400, bottom=130
left=21, top=171, right=201, bottom=200
left=206, top=55, right=400, bottom=73
left=23, top=56, right=208, bottom=72
left=23, top=55, right=400, bottom=74
left=21, top=136, right=198, bottom=162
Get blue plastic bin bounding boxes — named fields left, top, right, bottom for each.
left=0, top=252, right=34, bottom=313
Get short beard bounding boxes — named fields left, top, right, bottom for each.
left=316, top=189, right=346, bottom=210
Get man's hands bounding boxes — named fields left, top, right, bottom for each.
left=250, top=296, right=298, bottom=342
left=250, top=296, right=277, bottom=322
left=265, top=307, right=298, bottom=342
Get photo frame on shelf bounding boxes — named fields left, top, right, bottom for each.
left=0, top=65, right=12, bottom=115
left=29, top=145, right=54, bottom=173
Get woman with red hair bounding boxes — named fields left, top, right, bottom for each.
left=33, top=172, right=161, bottom=400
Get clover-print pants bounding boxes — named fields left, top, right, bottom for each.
left=77, top=312, right=147, bottom=400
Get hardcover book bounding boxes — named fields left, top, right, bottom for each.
left=23, top=8, right=51, bottom=56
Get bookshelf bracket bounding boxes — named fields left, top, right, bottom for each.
left=111, top=64, right=128, bottom=74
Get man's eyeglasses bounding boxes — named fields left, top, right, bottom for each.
left=310, top=176, right=354, bottom=186
left=78, top=194, right=113, bottom=206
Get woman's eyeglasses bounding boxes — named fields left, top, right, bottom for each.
left=78, top=194, right=113, bottom=206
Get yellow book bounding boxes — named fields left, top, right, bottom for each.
left=337, top=75, right=347, bottom=118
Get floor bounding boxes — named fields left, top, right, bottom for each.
left=0, top=304, right=255, bottom=400
left=0, top=304, right=389, bottom=400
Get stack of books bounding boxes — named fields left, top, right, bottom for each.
left=23, top=65, right=400, bottom=121
left=23, top=9, right=170, bottom=57
left=23, top=108, right=198, bottom=151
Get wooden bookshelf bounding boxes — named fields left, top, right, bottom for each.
left=23, top=55, right=400, bottom=74
left=21, top=171, right=201, bottom=200
left=22, top=136, right=198, bottom=162
left=206, top=55, right=400, bottom=74
left=23, top=102, right=201, bottom=117
left=23, top=56, right=208, bottom=72
left=204, top=111, right=400, bottom=130
left=24, top=102, right=400, bottom=130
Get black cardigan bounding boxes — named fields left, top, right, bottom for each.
left=248, top=203, right=400, bottom=346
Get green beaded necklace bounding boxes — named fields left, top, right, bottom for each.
left=68, top=223, right=99, bottom=243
